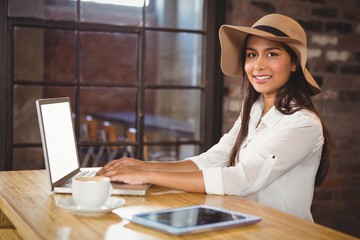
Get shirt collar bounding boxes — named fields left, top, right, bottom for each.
left=250, top=96, right=284, bottom=128
left=261, top=106, right=284, bottom=128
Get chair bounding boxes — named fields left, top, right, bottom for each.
left=126, top=128, right=149, bottom=160
left=81, top=115, right=98, bottom=167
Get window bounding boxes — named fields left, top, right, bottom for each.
left=1, top=0, right=224, bottom=170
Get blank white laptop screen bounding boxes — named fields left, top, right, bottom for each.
left=40, top=101, right=78, bottom=183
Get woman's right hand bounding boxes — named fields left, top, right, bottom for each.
left=96, top=157, right=146, bottom=176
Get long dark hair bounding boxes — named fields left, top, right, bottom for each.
left=228, top=40, right=331, bottom=186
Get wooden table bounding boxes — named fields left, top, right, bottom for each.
left=0, top=170, right=357, bottom=240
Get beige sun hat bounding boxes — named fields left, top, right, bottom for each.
left=219, top=13, right=321, bottom=96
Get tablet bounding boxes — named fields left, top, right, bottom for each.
left=127, top=205, right=261, bottom=235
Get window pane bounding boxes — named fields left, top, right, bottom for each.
left=80, top=0, right=143, bottom=26
left=79, top=87, right=137, bottom=166
left=80, top=32, right=138, bottom=85
left=14, top=27, right=76, bottom=83
left=79, top=87, right=137, bottom=143
left=146, top=0, right=204, bottom=30
left=144, top=89, right=201, bottom=141
left=145, top=31, right=203, bottom=86
left=9, top=0, right=76, bottom=21
left=13, top=85, right=76, bottom=144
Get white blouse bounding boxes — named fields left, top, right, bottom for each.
left=189, top=98, right=324, bottom=221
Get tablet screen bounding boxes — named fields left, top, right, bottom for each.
left=141, top=206, right=245, bottom=228
left=129, top=205, right=261, bottom=235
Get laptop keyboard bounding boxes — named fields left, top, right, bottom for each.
left=64, top=170, right=96, bottom=186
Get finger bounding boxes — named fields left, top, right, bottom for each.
left=96, top=157, right=135, bottom=175
left=102, top=170, right=124, bottom=182
left=100, top=167, right=128, bottom=183
left=96, top=159, right=122, bottom=175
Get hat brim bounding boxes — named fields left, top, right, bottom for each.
left=219, top=25, right=321, bottom=96
left=304, top=68, right=321, bottom=96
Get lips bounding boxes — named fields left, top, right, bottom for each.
left=254, top=75, right=271, bottom=83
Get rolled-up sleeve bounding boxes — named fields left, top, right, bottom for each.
left=201, top=153, right=277, bottom=195
left=202, top=167, right=224, bottom=194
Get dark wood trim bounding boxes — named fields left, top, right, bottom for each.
left=9, top=17, right=205, bottom=35
left=203, top=0, right=226, bottom=151
left=0, top=0, right=8, bottom=170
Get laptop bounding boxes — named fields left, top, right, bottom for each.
left=36, top=97, right=151, bottom=196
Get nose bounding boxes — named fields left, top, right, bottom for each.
left=254, top=55, right=266, bottom=71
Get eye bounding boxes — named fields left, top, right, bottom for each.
left=246, top=52, right=257, bottom=58
left=267, top=52, right=279, bottom=57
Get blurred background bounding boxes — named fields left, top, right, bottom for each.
left=0, top=0, right=359, bottom=237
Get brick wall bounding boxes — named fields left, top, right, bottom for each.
left=222, top=0, right=360, bottom=237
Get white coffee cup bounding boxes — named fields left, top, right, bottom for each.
left=72, top=176, right=112, bottom=209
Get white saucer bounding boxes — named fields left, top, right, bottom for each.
left=55, top=196, right=125, bottom=216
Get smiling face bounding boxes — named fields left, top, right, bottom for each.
left=244, top=36, right=297, bottom=99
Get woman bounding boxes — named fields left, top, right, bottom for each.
left=97, top=14, right=331, bottom=221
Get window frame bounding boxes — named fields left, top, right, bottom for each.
left=0, top=0, right=226, bottom=170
